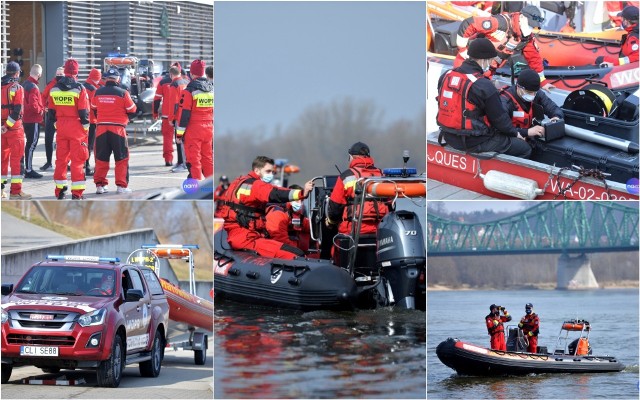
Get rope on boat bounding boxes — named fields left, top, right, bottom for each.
left=553, top=165, right=612, bottom=199
left=535, top=35, right=620, bottom=55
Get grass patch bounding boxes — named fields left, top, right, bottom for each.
left=169, top=260, right=212, bottom=282
left=2, top=204, right=90, bottom=240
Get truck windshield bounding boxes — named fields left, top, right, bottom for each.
left=15, top=266, right=116, bottom=297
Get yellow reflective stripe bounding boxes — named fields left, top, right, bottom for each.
left=193, top=92, right=214, bottom=108
left=619, top=57, right=629, bottom=65
left=50, top=91, right=79, bottom=106
left=176, top=127, right=186, bottom=135
left=71, top=182, right=85, bottom=190
left=236, top=187, right=251, bottom=199
left=538, top=72, right=545, bottom=81
left=289, top=189, right=301, bottom=201
left=55, top=180, right=67, bottom=189
left=6, top=117, right=15, bottom=127
left=343, top=176, right=357, bottom=190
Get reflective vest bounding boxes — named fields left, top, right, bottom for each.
left=437, top=70, right=489, bottom=136
left=343, top=164, right=388, bottom=224
left=500, top=89, right=534, bottom=129
left=220, top=175, right=266, bottom=231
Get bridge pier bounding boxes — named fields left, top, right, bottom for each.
left=556, top=253, right=599, bottom=289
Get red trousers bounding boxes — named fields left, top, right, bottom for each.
left=490, top=332, right=506, bottom=351
left=94, top=126, right=129, bottom=188
left=527, top=335, right=538, bottom=353
left=184, top=121, right=213, bottom=180
left=161, top=118, right=174, bottom=164
left=1, top=129, right=25, bottom=195
left=53, top=121, right=88, bottom=198
left=226, top=225, right=299, bottom=260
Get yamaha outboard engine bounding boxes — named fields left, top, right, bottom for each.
left=376, top=210, right=426, bottom=309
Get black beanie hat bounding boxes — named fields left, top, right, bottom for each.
left=348, top=142, right=370, bottom=156
left=517, top=69, right=541, bottom=91
left=467, top=37, right=497, bottom=59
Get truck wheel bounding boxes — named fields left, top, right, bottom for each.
left=194, top=348, right=206, bottom=365
left=140, top=330, right=163, bottom=377
left=97, top=334, right=124, bottom=387
left=41, top=367, right=61, bottom=374
left=1, top=364, right=12, bottom=383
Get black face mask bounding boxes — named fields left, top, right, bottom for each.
left=493, top=310, right=500, bottom=316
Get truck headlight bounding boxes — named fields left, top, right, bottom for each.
left=1, top=308, right=7, bottom=324
left=77, top=309, right=106, bottom=327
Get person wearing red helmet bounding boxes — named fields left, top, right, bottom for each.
left=175, top=59, right=213, bottom=180
left=219, top=156, right=314, bottom=259
left=1, top=61, right=31, bottom=199
left=153, top=62, right=188, bottom=168
left=22, top=64, right=45, bottom=180
left=40, top=66, right=64, bottom=172
left=91, top=67, right=137, bottom=195
left=83, top=68, right=102, bottom=176
left=48, top=59, right=91, bottom=199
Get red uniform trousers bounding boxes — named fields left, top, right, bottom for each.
left=53, top=120, right=88, bottom=198
left=226, top=223, right=299, bottom=260
left=527, top=335, right=538, bottom=353
left=161, top=118, right=174, bottom=164
left=184, top=121, right=213, bottom=180
left=93, top=125, right=129, bottom=188
left=1, top=128, right=25, bottom=195
left=490, top=331, right=506, bottom=351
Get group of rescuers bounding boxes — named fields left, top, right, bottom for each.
left=436, top=4, right=638, bottom=158
left=486, top=303, right=540, bottom=353
left=217, top=142, right=390, bottom=263
left=1, top=57, right=213, bottom=199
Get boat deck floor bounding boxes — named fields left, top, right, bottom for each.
left=427, top=178, right=497, bottom=200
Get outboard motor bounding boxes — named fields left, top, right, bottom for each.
left=376, top=210, right=426, bottom=309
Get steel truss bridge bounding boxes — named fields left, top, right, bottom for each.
left=428, top=202, right=639, bottom=256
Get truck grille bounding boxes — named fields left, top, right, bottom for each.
left=7, top=334, right=76, bottom=346
left=17, top=321, right=66, bottom=329
left=8, top=310, right=78, bottom=331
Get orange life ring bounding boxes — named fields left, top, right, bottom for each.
left=105, top=57, right=137, bottom=66
left=151, top=248, right=190, bottom=258
left=562, top=322, right=585, bottom=331
left=366, top=182, right=426, bottom=198
left=283, top=165, right=300, bottom=174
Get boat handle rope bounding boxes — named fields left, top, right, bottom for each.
left=553, top=165, right=612, bottom=200
left=535, top=35, right=620, bottom=55
left=549, top=74, right=602, bottom=89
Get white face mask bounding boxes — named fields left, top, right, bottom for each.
left=261, top=173, right=274, bottom=184
left=291, top=201, right=302, bottom=212
left=518, top=86, right=536, bottom=102
left=520, top=15, right=533, bottom=37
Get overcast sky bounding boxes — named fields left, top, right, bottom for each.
left=214, top=1, right=426, bottom=135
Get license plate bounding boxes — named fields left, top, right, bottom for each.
left=20, top=346, right=59, bottom=357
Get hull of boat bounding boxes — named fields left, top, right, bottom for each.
left=427, top=133, right=639, bottom=200
left=436, top=338, right=625, bottom=376
left=160, top=279, right=213, bottom=331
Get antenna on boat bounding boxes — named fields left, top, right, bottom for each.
left=402, top=150, right=410, bottom=177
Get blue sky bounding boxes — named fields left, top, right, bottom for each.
left=214, top=1, right=426, bottom=135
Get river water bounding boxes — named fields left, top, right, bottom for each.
left=214, top=303, right=426, bottom=398
left=428, top=289, right=639, bottom=400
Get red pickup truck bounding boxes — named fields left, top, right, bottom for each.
left=1, top=255, right=170, bottom=387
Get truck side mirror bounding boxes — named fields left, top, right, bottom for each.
left=125, top=289, right=144, bottom=302
left=1, top=284, right=13, bottom=296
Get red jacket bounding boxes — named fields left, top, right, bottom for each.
left=486, top=312, right=512, bottom=335
left=42, top=76, right=61, bottom=110
left=221, top=172, right=304, bottom=234
left=91, top=81, right=137, bottom=127
left=1, top=75, right=24, bottom=131
left=327, top=156, right=389, bottom=235
left=176, top=78, right=214, bottom=136
left=265, top=203, right=311, bottom=252
left=519, top=313, right=540, bottom=336
left=605, top=24, right=639, bottom=65
left=22, top=76, right=44, bottom=124
left=47, top=76, right=90, bottom=128
left=84, top=79, right=101, bottom=124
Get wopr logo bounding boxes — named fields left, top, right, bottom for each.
left=626, top=178, right=639, bottom=195
left=182, top=178, right=199, bottom=194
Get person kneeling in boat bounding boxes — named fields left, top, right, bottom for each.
left=486, top=304, right=511, bottom=351
left=265, top=184, right=315, bottom=257
left=219, top=156, right=314, bottom=260
left=518, top=302, right=540, bottom=353
left=598, top=5, right=639, bottom=67
left=499, top=69, right=564, bottom=140
left=437, top=38, right=543, bottom=159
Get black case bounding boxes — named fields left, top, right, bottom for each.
left=532, top=136, right=639, bottom=184
left=562, top=109, right=639, bottom=144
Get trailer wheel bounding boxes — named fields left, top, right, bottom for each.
left=194, top=334, right=207, bottom=365
left=1, top=364, right=12, bottom=383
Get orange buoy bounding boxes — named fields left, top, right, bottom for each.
left=283, top=165, right=300, bottom=174
left=366, top=182, right=426, bottom=198
left=151, top=248, right=190, bottom=258
left=562, top=322, right=585, bottom=331
left=105, top=57, right=137, bottom=66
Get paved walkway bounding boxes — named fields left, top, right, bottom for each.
left=0, top=212, right=71, bottom=253
left=15, top=121, right=191, bottom=200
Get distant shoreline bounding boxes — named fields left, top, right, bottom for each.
left=428, top=281, right=639, bottom=291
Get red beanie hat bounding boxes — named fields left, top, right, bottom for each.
left=64, top=59, right=79, bottom=76
left=88, top=68, right=102, bottom=83
left=190, top=60, right=205, bottom=77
